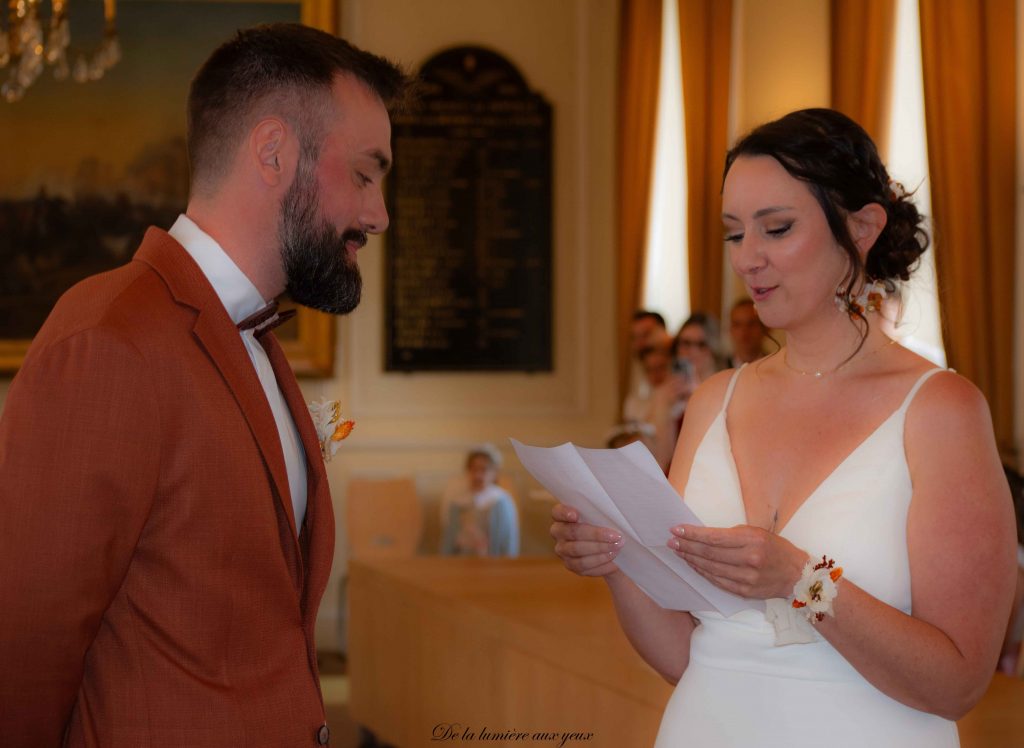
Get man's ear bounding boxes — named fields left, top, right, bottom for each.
left=848, top=202, right=888, bottom=259
left=250, top=118, right=288, bottom=187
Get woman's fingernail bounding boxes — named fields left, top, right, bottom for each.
left=605, top=531, right=622, bottom=543
left=668, top=538, right=680, bottom=550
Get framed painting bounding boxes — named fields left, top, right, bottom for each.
left=0, top=0, right=337, bottom=375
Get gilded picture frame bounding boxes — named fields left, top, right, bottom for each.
left=0, top=0, right=337, bottom=376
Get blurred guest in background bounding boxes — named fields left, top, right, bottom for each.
left=640, top=313, right=727, bottom=472
left=627, top=310, right=672, bottom=402
left=623, top=343, right=673, bottom=424
left=674, top=312, right=725, bottom=383
left=440, top=445, right=519, bottom=557
left=727, top=297, right=768, bottom=366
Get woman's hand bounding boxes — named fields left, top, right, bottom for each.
left=550, top=503, right=623, bottom=577
left=669, top=524, right=808, bottom=599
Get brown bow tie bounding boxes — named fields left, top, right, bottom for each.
left=236, top=301, right=296, bottom=339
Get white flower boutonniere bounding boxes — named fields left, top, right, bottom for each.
left=307, top=397, right=355, bottom=463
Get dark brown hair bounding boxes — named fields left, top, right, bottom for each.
left=187, top=23, right=410, bottom=195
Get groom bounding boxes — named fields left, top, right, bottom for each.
left=0, top=24, right=408, bottom=747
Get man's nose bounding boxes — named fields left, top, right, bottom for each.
left=363, top=188, right=389, bottom=234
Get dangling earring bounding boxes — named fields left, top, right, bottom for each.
left=835, top=279, right=888, bottom=317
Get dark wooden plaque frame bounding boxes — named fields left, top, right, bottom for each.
left=385, top=46, right=553, bottom=372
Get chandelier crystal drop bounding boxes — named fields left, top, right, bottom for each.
left=2, top=0, right=120, bottom=103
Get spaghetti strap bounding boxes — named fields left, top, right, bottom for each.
left=720, top=364, right=746, bottom=413
left=898, top=368, right=945, bottom=413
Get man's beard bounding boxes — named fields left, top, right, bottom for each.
left=279, top=169, right=366, bottom=315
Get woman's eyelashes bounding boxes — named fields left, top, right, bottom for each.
left=722, top=221, right=793, bottom=245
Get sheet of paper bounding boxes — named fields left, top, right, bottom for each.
left=509, top=440, right=714, bottom=612
left=511, top=438, right=763, bottom=616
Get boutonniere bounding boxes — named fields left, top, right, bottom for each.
left=307, top=397, right=355, bottom=463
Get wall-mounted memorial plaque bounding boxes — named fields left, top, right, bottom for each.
left=385, top=46, right=553, bottom=372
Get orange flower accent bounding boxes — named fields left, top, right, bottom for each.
left=331, top=420, right=355, bottom=442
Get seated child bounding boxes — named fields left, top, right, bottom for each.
left=440, top=444, right=519, bottom=557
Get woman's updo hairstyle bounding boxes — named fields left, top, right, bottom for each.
left=722, top=108, right=929, bottom=305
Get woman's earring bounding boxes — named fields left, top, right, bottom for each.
left=835, top=279, right=888, bottom=317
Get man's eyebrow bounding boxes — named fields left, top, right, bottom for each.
left=368, top=149, right=391, bottom=174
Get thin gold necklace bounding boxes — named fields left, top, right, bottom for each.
left=783, top=337, right=897, bottom=379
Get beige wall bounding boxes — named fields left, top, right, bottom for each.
left=731, top=0, right=831, bottom=135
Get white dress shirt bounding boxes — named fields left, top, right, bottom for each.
left=169, top=215, right=308, bottom=533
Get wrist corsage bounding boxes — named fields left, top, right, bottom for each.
left=307, top=397, right=355, bottom=463
left=791, top=555, right=843, bottom=623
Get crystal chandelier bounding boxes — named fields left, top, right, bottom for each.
left=0, top=0, right=120, bottom=103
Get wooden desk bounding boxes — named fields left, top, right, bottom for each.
left=348, top=557, right=1024, bottom=748
left=348, top=557, right=671, bottom=747
left=958, top=673, right=1024, bottom=747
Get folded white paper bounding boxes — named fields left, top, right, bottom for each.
left=510, top=438, right=763, bottom=616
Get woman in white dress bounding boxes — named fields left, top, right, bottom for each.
left=550, top=109, right=1016, bottom=747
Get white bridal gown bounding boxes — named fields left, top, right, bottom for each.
left=654, top=366, right=959, bottom=748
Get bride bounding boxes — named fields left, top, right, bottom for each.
left=550, top=109, right=1016, bottom=746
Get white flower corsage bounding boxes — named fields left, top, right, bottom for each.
left=791, top=555, right=843, bottom=623
left=307, top=397, right=355, bottom=463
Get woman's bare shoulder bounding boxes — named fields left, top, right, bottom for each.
left=691, top=367, right=741, bottom=407
left=905, top=366, right=992, bottom=431
left=903, top=365, right=1003, bottom=498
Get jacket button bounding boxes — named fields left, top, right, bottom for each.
left=316, top=724, right=331, bottom=745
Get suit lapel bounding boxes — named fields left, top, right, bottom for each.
left=134, top=229, right=303, bottom=579
left=261, top=332, right=335, bottom=622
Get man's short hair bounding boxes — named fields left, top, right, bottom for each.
left=187, top=23, right=410, bottom=196
left=632, top=310, right=667, bottom=329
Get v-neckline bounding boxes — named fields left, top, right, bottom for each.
left=716, top=402, right=903, bottom=537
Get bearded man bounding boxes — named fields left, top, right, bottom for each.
left=0, top=24, right=409, bottom=747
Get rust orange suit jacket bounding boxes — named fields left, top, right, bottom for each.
left=0, top=229, right=335, bottom=746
